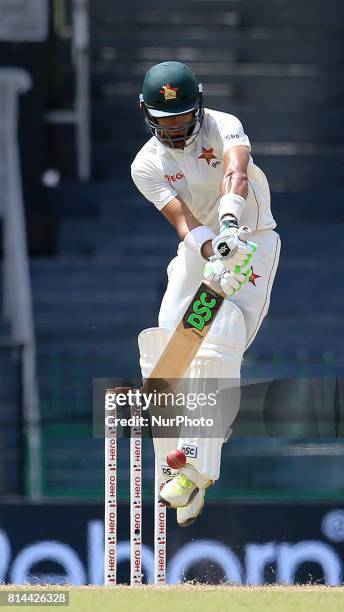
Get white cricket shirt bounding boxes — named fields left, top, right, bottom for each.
left=131, top=108, right=276, bottom=233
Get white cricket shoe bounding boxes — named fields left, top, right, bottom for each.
left=159, top=465, right=210, bottom=509
left=159, top=472, right=198, bottom=508
left=177, top=489, right=205, bottom=527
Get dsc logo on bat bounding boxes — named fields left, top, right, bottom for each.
left=185, top=290, right=219, bottom=332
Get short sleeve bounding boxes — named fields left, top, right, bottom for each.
left=215, top=114, right=251, bottom=154
left=131, top=163, right=177, bottom=211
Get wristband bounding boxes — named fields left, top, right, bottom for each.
left=220, top=214, right=239, bottom=232
left=218, top=193, right=246, bottom=224
left=184, top=226, right=216, bottom=254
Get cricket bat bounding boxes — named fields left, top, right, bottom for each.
left=143, top=281, right=225, bottom=384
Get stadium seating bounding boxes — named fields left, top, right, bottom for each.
left=29, top=0, right=344, bottom=497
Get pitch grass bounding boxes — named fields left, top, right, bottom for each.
left=0, top=585, right=344, bottom=612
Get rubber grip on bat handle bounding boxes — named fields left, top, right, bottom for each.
left=238, top=225, right=251, bottom=241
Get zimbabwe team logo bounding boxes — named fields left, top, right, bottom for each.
left=198, top=147, right=217, bottom=165
left=159, top=84, right=178, bottom=100
left=249, top=268, right=261, bottom=286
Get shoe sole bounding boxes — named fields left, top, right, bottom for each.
left=159, top=486, right=199, bottom=509
left=178, top=501, right=205, bottom=528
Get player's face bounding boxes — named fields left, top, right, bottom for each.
left=156, top=112, right=194, bottom=129
left=155, top=112, right=195, bottom=148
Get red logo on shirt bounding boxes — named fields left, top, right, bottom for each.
left=249, top=268, right=261, bottom=286
left=165, top=173, right=185, bottom=184
left=198, top=147, right=217, bottom=165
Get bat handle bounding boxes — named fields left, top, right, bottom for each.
left=238, top=225, right=252, bottom=241
left=203, top=279, right=226, bottom=298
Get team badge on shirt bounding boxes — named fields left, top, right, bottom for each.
left=159, top=84, right=178, bottom=100
left=198, top=147, right=217, bottom=165
left=249, top=269, right=261, bottom=286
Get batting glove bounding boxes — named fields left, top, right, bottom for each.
left=212, top=222, right=257, bottom=273
left=204, top=259, right=252, bottom=297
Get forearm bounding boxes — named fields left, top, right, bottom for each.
left=221, top=170, right=248, bottom=200
left=203, top=159, right=250, bottom=259
left=174, top=207, right=203, bottom=241
left=160, top=195, right=215, bottom=259
left=219, top=146, right=250, bottom=223
left=175, top=206, right=215, bottom=260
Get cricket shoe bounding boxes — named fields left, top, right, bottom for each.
left=159, top=465, right=210, bottom=509
left=177, top=489, right=205, bottom=527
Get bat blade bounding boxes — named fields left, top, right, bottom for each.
left=147, top=282, right=225, bottom=382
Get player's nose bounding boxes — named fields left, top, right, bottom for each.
left=169, top=116, right=186, bottom=127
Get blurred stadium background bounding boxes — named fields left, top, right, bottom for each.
left=0, top=0, right=343, bottom=586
